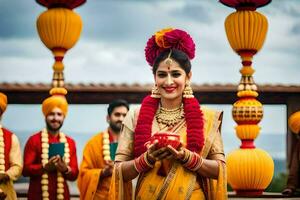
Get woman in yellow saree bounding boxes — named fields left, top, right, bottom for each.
left=109, top=28, right=227, bottom=200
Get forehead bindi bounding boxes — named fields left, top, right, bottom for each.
left=157, top=62, right=184, bottom=73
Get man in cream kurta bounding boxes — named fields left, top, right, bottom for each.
left=0, top=92, right=23, bottom=200
left=78, top=100, right=129, bottom=200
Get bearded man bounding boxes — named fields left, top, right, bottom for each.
left=77, top=99, right=129, bottom=200
left=23, top=89, right=79, bottom=200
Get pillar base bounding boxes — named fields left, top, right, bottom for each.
left=235, top=189, right=264, bottom=196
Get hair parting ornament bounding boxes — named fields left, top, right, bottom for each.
left=134, top=28, right=204, bottom=158
left=165, top=49, right=173, bottom=66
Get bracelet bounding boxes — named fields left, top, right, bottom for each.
left=181, top=149, right=191, bottom=164
left=183, top=152, right=204, bottom=172
left=133, top=152, right=154, bottom=174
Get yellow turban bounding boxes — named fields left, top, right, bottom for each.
left=0, top=92, right=7, bottom=114
left=288, top=111, right=300, bottom=134
left=42, top=88, right=68, bottom=116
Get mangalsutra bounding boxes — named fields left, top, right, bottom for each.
left=155, top=104, right=184, bottom=127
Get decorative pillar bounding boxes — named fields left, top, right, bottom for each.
left=219, top=0, right=274, bottom=196
left=35, top=0, right=85, bottom=88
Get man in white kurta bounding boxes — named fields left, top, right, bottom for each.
left=0, top=92, right=23, bottom=200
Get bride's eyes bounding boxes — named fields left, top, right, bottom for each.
left=171, top=72, right=182, bottom=78
left=157, top=71, right=182, bottom=78
left=157, top=72, right=167, bottom=78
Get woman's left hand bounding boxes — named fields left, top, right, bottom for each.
left=166, top=145, right=186, bottom=161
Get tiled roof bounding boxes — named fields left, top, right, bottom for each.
left=1, top=82, right=300, bottom=92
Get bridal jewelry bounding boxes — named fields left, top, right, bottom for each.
left=156, top=104, right=184, bottom=127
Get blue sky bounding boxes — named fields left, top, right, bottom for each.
left=0, top=0, right=299, bottom=84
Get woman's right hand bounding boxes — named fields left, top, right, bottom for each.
left=146, top=140, right=172, bottom=162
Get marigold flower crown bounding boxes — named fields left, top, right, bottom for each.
left=144, top=28, right=196, bottom=66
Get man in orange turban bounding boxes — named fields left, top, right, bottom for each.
left=0, top=92, right=23, bottom=200
left=23, top=89, right=79, bottom=200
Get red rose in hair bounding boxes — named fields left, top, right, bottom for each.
left=144, top=35, right=163, bottom=66
left=163, top=29, right=195, bottom=60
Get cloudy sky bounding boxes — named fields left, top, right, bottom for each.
left=0, top=0, right=299, bottom=84
left=0, top=1, right=292, bottom=162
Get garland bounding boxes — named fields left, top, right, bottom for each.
left=134, top=95, right=204, bottom=157
left=102, top=131, right=111, bottom=161
left=41, top=128, right=70, bottom=200
left=0, top=125, right=5, bottom=174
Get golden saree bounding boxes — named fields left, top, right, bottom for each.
left=109, top=107, right=227, bottom=200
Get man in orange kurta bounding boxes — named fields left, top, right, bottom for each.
left=77, top=100, right=129, bottom=200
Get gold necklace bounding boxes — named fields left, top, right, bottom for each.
left=155, top=104, right=184, bottom=127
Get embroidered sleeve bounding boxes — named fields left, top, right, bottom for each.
left=207, top=111, right=225, bottom=163
left=115, top=108, right=138, bottom=162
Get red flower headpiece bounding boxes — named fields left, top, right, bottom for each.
left=145, top=28, right=196, bottom=66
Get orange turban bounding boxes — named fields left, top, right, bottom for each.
left=0, top=92, right=7, bottom=114
left=42, top=88, right=68, bottom=116
left=289, top=111, right=300, bottom=134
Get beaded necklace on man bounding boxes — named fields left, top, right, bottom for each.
left=155, top=104, right=184, bottom=129
left=102, top=131, right=112, bottom=161
left=41, top=128, right=70, bottom=200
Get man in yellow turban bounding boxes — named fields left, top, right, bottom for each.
left=0, top=92, right=23, bottom=200
left=23, top=89, right=79, bottom=200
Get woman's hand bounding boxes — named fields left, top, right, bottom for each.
left=146, top=140, right=172, bottom=162
left=166, top=144, right=185, bottom=161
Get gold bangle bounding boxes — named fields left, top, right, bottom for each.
left=144, top=152, right=154, bottom=168
left=181, top=149, right=191, bottom=164
left=193, top=157, right=204, bottom=171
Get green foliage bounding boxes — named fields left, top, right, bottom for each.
left=265, top=172, right=288, bottom=192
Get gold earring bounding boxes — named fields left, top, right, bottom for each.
left=151, top=84, right=161, bottom=98
left=183, top=81, right=194, bottom=98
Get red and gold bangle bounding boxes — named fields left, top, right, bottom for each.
left=192, top=157, right=204, bottom=171
left=134, top=152, right=154, bottom=173
left=183, top=152, right=203, bottom=172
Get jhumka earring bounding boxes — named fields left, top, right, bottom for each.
left=183, top=81, right=194, bottom=98
left=151, top=84, right=161, bottom=98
